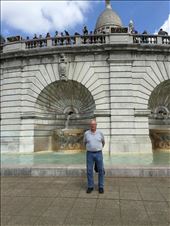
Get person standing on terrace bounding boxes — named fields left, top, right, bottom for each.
left=84, top=119, right=105, bottom=194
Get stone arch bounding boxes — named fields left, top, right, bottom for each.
left=29, top=62, right=108, bottom=112
left=132, top=61, right=170, bottom=109
left=148, top=80, right=170, bottom=114
left=148, top=79, right=170, bottom=152
left=35, top=80, right=96, bottom=115
left=34, top=80, right=96, bottom=152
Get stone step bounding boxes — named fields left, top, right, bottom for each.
left=1, top=165, right=170, bottom=177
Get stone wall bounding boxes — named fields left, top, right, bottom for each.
left=109, top=56, right=169, bottom=152
left=1, top=42, right=170, bottom=153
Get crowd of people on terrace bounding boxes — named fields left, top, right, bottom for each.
left=130, top=27, right=168, bottom=36
left=25, top=26, right=94, bottom=41
left=24, top=26, right=169, bottom=41
left=0, top=26, right=169, bottom=45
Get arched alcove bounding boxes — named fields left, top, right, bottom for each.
left=148, top=80, right=170, bottom=152
left=34, top=80, right=96, bottom=152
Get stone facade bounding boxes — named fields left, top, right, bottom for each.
left=1, top=34, right=170, bottom=153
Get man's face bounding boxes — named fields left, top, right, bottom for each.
left=90, top=120, right=97, bottom=132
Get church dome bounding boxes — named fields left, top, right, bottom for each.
left=95, top=0, right=122, bottom=33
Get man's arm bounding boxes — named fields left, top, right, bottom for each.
left=101, top=132, right=105, bottom=147
left=83, top=133, right=87, bottom=145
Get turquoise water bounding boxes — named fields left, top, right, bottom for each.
left=1, top=151, right=170, bottom=166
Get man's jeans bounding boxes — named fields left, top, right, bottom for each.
left=86, top=151, right=104, bottom=188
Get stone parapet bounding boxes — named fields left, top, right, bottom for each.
left=1, top=34, right=169, bottom=54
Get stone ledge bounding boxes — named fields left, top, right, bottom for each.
left=94, top=110, right=111, bottom=117
left=134, top=109, right=151, bottom=117
left=1, top=43, right=169, bottom=61
left=1, top=165, right=170, bottom=177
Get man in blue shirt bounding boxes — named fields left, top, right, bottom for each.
left=83, top=120, right=105, bottom=194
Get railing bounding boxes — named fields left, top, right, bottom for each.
left=52, top=36, right=75, bottom=46
left=25, top=38, right=47, bottom=49
left=162, top=36, right=170, bottom=44
left=24, top=34, right=106, bottom=49
left=52, top=34, right=106, bottom=46
left=1, top=34, right=170, bottom=53
left=0, top=44, right=3, bottom=53
left=132, top=34, right=170, bottom=45
left=133, top=35, right=157, bottom=44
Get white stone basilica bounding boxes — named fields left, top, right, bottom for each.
left=1, top=0, right=170, bottom=153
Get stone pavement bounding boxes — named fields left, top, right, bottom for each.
left=1, top=176, right=170, bottom=226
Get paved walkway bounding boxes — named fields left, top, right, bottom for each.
left=1, top=176, right=170, bottom=226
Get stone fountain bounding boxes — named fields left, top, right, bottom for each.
left=34, top=80, right=95, bottom=152
left=149, top=106, right=170, bottom=152
left=52, top=111, right=85, bottom=153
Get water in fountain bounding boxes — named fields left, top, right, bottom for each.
left=64, top=111, right=73, bottom=129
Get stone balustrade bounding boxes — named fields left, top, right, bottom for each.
left=133, top=35, right=157, bottom=44
left=52, top=34, right=106, bottom=46
left=1, top=33, right=169, bottom=53
left=162, top=36, right=170, bottom=44
left=25, top=38, right=47, bottom=49
left=133, top=34, right=170, bottom=45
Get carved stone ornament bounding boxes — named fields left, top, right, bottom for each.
left=58, top=53, right=68, bottom=81
left=154, top=106, right=169, bottom=120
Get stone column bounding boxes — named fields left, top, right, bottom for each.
left=19, top=118, right=35, bottom=152
left=19, top=74, right=35, bottom=153
left=1, top=69, right=22, bottom=152
left=109, top=57, right=152, bottom=153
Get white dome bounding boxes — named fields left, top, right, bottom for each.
left=95, top=1, right=122, bottom=32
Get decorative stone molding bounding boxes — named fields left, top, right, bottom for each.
left=134, top=109, right=151, bottom=117
left=58, top=53, right=68, bottom=81
left=20, top=112, right=56, bottom=120
left=153, top=106, right=170, bottom=120
left=94, top=110, right=111, bottom=117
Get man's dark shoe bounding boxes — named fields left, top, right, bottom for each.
left=99, top=187, right=104, bottom=194
left=86, top=187, right=93, bottom=193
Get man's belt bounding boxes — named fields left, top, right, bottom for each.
left=87, top=150, right=102, bottom=153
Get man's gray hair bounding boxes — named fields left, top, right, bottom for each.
left=90, top=119, right=97, bottom=124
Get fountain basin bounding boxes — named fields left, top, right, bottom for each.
left=52, top=128, right=85, bottom=153
left=150, top=129, right=170, bottom=152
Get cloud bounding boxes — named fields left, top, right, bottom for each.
left=155, top=14, right=170, bottom=34
left=161, top=14, right=170, bottom=34
left=1, top=1, right=93, bottom=35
